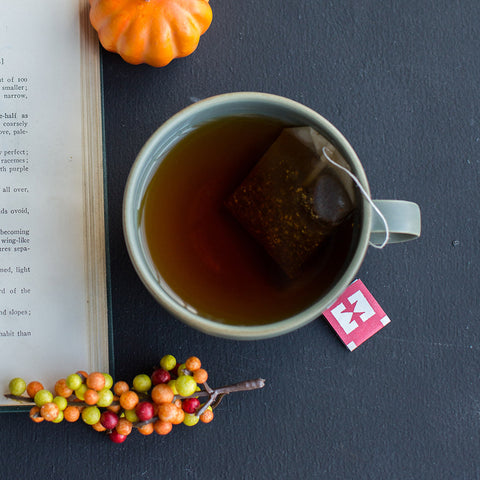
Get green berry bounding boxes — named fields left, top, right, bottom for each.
left=160, top=354, right=177, bottom=371
left=81, top=406, right=101, bottom=425
left=133, top=374, right=152, bottom=393
left=177, top=363, right=187, bottom=376
left=8, top=377, right=26, bottom=396
left=183, top=412, right=200, bottom=426
left=66, top=373, right=83, bottom=390
left=53, top=396, right=68, bottom=411
left=34, top=389, right=53, bottom=407
left=102, top=373, right=114, bottom=390
left=96, top=388, right=114, bottom=407
left=175, top=375, right=197, bottom=397
left=52, top=411, right=64, bottom=423
left=124, top=409, right=139, bottom=423
left=167, top=380, right=178, bottom=395
left=75, top=383, right=88, bottom=401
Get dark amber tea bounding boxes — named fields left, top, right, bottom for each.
left=140, top=116, right=358, bottom=326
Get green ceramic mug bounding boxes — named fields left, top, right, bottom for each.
left=123, top=92, right=421, bottom=340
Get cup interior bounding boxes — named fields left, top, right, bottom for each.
left=123, top=92, right=372, bottom=340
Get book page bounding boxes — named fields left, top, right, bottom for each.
left=0, top=0, right=109, bottom=407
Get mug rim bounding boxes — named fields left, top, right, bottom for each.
left=123, top=92, right=372, bottom=340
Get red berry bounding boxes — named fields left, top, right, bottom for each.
left=151, top=368, right=171, bottom=385
left=135, top=401, right=155, bottom=422
left=109, top=430, right=127, bottom=444
left=100, top=410, right=119, bottom=430
left=182, top=397, right=200, bottom=414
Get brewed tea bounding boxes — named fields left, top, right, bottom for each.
left=140, top=116, right=359, bottom=326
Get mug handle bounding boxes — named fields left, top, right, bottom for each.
left=370, top=200, right=421, bottom=245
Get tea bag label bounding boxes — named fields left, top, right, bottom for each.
left=323, top=279, right=390, bottom=351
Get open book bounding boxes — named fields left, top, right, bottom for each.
left=0, top=0, right=111, bottom=409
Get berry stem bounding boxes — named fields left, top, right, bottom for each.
left=139, top=378, right=265, bottom=426
left=174, top=378, right=266, bottom=401
left=213, top=378, right=266, bottom=394
left=5, top=378, right=266, bottom=421
left=177, top=378, right=266, bottom=417
left=4, top=393, right=114, bottom=408
left=4, top=394, right=36, bottom=404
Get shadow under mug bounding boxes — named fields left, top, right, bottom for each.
left=123, top=92, right=421, bottom=340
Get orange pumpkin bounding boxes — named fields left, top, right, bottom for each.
left=89, top=0, right=213, bottom=67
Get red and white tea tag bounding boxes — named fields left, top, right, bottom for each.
left=322, top=279, right=390, bottom=351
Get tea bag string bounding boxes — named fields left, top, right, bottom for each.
left=322, top=147, right=390, bottom=249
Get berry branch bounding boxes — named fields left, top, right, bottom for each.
left=5, top=355, right=266, bottom=443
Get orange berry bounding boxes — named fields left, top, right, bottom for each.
left=154, top=420, right=172, bottom=435
left=86, top=372, right=106, bottom=391
left=200, top=408, right=214, bottom=423
left=185, top=356, right=201, bottom=372
left=119, top=390, right=139, bottom=410
left=157, top=402, right=178, bottom=423
left=116, top=418, right=133, bottom=436
left=40, top=402, right=60, bottom=422
left=107, top=404, right=121, bottom=414
left=174, top=399, right=182, bottom=409
left=64, top=406, right=81, bottom=422
left=26, top=381, right=44, bottom=399
left=29, top=406, right=44, bottom=423
left=113, top=381, right=129, bottom=396
left=138, top=423, right=154, bottom=435
left=92, top=421, right=106, bottom=432
left=54, top=379, right=73, bottom=398
left=193, top=368, right=208, bottom=384
left=84, top=389, right=100, bottom=405
left=151, top=384, right=174, bottom=404
left=171, top=407, right=185, bottom=425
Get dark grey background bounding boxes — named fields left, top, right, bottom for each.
left=2, top=0, right=479, bottom=478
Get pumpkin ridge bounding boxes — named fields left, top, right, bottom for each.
left=184, top=0, right=213, bottom=35
left=98, top=9, right=136, bottom=52
left=165, top=2, right=203, bottom=57
left=118, top=11, right=155, bottom=64
left=173, top=14, right=200, bottom=57
left=90, top=0, right=132, bottom=31
left=147, top=15, right=177, bottom=67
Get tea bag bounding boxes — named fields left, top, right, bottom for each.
left=225, top=127, right=356, bottom=278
